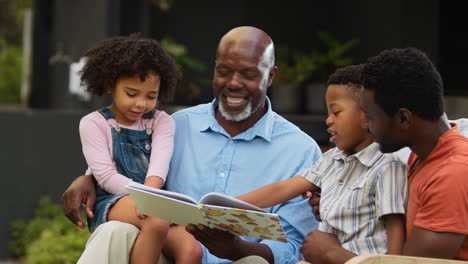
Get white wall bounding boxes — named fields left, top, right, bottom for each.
left=444, top=96, right=468, bottom=119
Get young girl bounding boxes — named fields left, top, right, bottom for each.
left=79, top=34, right=201, bottom=264
left=238, top=64, right=408, bottom=256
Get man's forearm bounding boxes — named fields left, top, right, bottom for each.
left=403, top=226, right=465, bottom=259
left=323, top=246, right=356, bottom=264
left=301, top=230, right=356, bottom=264
left=62, top=174, right=97, bottom=228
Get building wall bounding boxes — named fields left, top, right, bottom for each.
left=445, top=97, right=468, bottom=119
left=0, top=110, right=87, bottom=260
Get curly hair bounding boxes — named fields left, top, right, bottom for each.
left=80, top=34, right=180, bottom=104
left=327, top=64, right=364, bottom=101
left=361, top=47, right=443, bottom=121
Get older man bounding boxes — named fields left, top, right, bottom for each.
left=63, top=26, right=321, bottom=264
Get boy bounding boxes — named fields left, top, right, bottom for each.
left=239, top=64, right=408, bottom=255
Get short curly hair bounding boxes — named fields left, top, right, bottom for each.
left=80, top=33, right=179, bottom=104
left=361, top=47, right=443, bottom=121
left=327, top=64, right=364, bottom=101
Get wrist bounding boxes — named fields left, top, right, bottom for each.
left=227, top=236, right=256, bottom=261
left=226, top=236, right=244, bottom=260
left=325, top=244, right=355, bottom=264
left=230, top=237, right=273, bottom=263
left=144, top=176, right=163, bottom=188
left=84, top=174, right=96, bottom=184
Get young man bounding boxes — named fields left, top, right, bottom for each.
left=63, top=26, right=322, bottom=264
left=301, top=47, right=468, bottom=263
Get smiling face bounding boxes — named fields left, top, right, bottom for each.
left=325, top=84, right=372, bottom=154
left=360, top=88, right=405, bottom=153
left=212, top=30, right=275, bottom=123
left=109, top=72, right=160, bottom=126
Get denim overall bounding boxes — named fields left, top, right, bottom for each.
left=88, top=107, right=156, bottom=232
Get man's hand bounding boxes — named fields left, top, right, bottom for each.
left=61, top=174, right=96, bottom=229
left=301, top=230, right=355, bottom=264
left=186, top=224, right=240, bottom=260
left=303, top=191, right=321, bottom=221
left=186, top=224, right=274, bottom=263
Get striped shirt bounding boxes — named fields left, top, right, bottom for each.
left=299, top=142, right=407, bottom=255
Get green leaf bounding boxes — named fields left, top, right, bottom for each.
left=274, top=31, right=359, bottom=85
left=160, top=37, right=206, bottom=74
left=0, top=40, right=22, bottom=104
left=8, top=195, right=91, bottom=262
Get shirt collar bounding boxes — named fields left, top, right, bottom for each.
left=407, top=123, right=460, bottom=174
left=331, top=142, right=383, bottom=167
left=199, top=97, right=275, bottom=142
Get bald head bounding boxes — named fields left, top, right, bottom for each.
left=212, top=27, right=277, bottom=124
left=217, top=26, right=275, bottom=69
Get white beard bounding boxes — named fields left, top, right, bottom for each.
left=218, top=97, right=254, bottom=122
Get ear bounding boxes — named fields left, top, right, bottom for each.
left=267, top=66, right=278, bottom=87
left=360, top=111, right=369, bottom=129
left=398, top=108, right=412, bottom=130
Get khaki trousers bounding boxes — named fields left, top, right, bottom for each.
left=77, top=221, right=270, bottom=264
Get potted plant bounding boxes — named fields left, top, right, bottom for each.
left=160, top=37, right=206, bottom=106
left=272, top=31, right=358, bottom=114
left=272, top=45, right=315, bottom=113
left=304, top=31, right=358, bottom=114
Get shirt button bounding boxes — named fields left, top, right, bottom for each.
left=219, top=172, right=225, bottom=177
left=229, top=140, right=234, bottom=144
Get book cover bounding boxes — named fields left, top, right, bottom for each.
left=126, top=182, right=287, bottom=243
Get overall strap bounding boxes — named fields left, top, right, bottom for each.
left=98, top=107, right=115, bottom=120
left=142, top=109, right=156, bottom=119
left=98, top=108, right=156, bottom=120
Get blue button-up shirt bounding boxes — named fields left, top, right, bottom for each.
left=165, top=98, right=322, bottom=264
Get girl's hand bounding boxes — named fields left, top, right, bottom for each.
left=135, top=205, right=146, bottom=219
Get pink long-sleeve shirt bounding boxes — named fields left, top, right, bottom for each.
left=79, top=110, right=175, bottom=194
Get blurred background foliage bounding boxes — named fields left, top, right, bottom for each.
left=0, top=0, right=32, bottom=46
left=161, top=37, right=206, bottom=73
left=275, top=31, right=358, bottom=86
left=160, top=37, right=207, bottom=104
left=0, top=0, right=32, bottom=105
left=9, top=196, right=90, bottom=264
left=0, top=39, right=22, bottom=104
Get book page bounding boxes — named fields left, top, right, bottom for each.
left=127, top=182, right=199, bottom=205
left=199, top=192, right=265, bottom=212
left=201, top=204, right=288, bottom=243
left=126, top=183, right=207, bottom=226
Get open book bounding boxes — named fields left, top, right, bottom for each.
left=126, top=182, right=287, bottom=243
